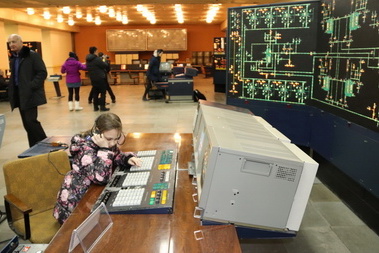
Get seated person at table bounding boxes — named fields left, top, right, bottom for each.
left=53, top=113, right=142, bottom=224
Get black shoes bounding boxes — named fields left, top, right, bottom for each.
left=100, top=107, right=110, bottom=111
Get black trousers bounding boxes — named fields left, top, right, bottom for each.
left=19, top=106, right=47, bottom=147
left=142, top=79, right=153, bottom=99
left=106, top=81, right=116, bottom=101
left=68, top=87, right=80, bottom=101
left=88, top=79, right=115, bottom=102
left=92, top=86, right=106, bottom=109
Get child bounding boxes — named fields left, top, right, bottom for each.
left=54, top=113, right=142, bottom=224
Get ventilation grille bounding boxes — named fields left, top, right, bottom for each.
left=275, top=166, right=297, bottom=182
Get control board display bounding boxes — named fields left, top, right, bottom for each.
left=92, top=149, right=177, bottom=214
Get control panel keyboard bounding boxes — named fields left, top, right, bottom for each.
left=92, top=149, right=177, bottom=214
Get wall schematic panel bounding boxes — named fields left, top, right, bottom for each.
left=106, top=29, right=147, bottom=51
left=312, top=0, right=379, bottom=128
left=107, top=29, right=187, bottom=52
left=227, top=0, right=379, bottom=130
left=227, top=2, right=320, bottom=105
left=147, top=29, right=187, bottom=51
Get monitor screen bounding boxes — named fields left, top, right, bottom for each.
left=159, top=62, right=172, bottom=73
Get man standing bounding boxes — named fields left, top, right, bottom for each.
left=86, top=46, right=109, bottom=111
left=143, top=49, right=164, bottom=101
left=7, top=34, right=48, bottom=147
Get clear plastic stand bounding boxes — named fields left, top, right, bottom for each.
left=194, top=225, right=242, bottom=253
left=69, top=203, right=113, bottom=253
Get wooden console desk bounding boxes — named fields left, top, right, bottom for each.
left=110, top=69, right=146, bottom=85
left=45, top=133, right=241, bottom=253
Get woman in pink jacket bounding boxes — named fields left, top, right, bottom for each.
left=61, top=52, right=87, bottom=111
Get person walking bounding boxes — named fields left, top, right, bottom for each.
left=86, top=46, right=109, bottom=111
left=61, top=52, right=87, bottom=111
left=143, top=49, right=164, bottom=101
left=7, top=34, right=48, bottom=147
left=88, top=52, right=116, bottom=104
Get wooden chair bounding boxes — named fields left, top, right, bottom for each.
left=128, top=71, right=139, bottom=85
left=3, top=151, right=71, bottom=243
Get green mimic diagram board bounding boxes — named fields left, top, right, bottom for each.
left=227, top=1, right=319, bottom=104
left=227, top=0, right=379, bottom=130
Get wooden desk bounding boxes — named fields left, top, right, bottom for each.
left=45, top=133, right=241, bottom=253
left=110, top=69, right=146, bottom=85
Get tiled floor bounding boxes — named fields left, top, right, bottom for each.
left=0, top=75, right=378, bottom=252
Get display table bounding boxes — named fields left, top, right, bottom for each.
left=110, top=69, right=146, bottom=85
left=18, top=135, right=71, bottom=158
left=45, top=133, right=241, bottom=253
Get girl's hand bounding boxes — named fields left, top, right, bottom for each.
left=128, top=157, right=142, bottom=167
left=91, top=134, right=109, bottom=148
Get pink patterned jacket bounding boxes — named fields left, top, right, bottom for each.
left=53, top=134, right=134, bottom=224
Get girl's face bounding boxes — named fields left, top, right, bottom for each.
left=101, top=129, right=122, bottom=147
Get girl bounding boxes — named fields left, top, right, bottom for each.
left=61, top=52, right=87, bottom=111
left=54, top=113, right=141, bottom=224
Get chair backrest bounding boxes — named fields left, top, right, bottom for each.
left=3, top=151, right=71, bottom=214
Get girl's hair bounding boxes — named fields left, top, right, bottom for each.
left=82, top=113, right=123, bottom=137
left=69, top=52, right=79, bottom=61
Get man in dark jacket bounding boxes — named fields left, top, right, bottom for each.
left=142, top=49, right=164, bottom=101
left=86, top=46, right=109, bottom=111
left=7, top=34, right=48, bottom=147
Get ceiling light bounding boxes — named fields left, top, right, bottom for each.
left=122, top=16, right=129, bottom=25
left=174, top=4, right=184, bottom=24
left=57, top=14, right=64, bottom=23
left=68, top=16, right=75, bottom=26
left=116, top=11, right=122, bottom=21
left=206, top=4, right=220, bottom=23
left=62, top=6, right=71, bottom=14
left=76, top=7, right=82, bottom=19
left=136, top=5, right=156, bottom=24
left=122, top=11, right=128, bottom=24
left=95, top=16, right=102, bottom=25
left=108, top=7, right=115, bottom=18
left=43, top=10, right=51, bottom=20
left=98, top=5, right=108, bottom=13
left=26, top=8, right=34, bottom=15
left=136, top=5, right=144, bottom=12
left=86, top=10, right=93, bottom=22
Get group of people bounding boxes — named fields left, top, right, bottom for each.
left=6, top=33, right=164, bottom=148
left=61, top=46, right=115, bottom=112
left=6, top=33, right=144, bottom=225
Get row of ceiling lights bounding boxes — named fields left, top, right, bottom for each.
left=25, top=4, right=221, bottom=26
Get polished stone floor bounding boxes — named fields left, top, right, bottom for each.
left=0, top=75, right=378, bottom=252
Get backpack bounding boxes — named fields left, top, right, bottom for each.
left=193, top=89, right=206, bottom=102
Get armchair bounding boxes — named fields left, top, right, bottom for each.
left=3, top=151, right=71, bottom=243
